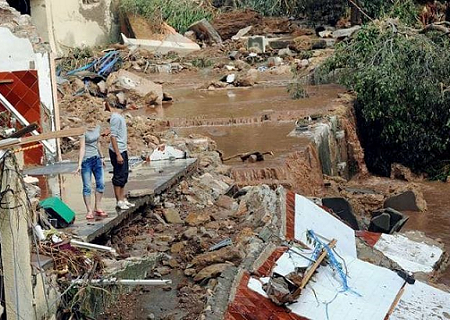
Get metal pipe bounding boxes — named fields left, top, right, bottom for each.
left=70, top=240, right=117, bottom=254
left=71, top=278, right=172, bottom=286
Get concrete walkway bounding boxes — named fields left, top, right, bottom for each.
left=25, top=158, right=197, bottom=242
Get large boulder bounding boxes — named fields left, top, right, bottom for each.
left=106, top=69, right=163, bottom=107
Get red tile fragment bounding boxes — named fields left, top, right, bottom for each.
left=355, top=230, right=382, bottom=247
left=285, top=191, right=296, bottom=240
left=225, top=271, right=308, bottom=320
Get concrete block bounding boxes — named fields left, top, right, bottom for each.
left=384, top=191, right=424, bottom=212
left=322, top=197, right=359, bottom=230
left=248, top=36, right=266, bottom=53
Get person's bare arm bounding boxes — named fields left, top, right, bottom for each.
left=76, top=136, right=85, bottom=173
left=97, top=139, right=106, bottom=167
left=110, top=136, right=124, bottom=164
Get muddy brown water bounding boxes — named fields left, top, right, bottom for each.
left=135, top=84, right=343, bottom=121
left=176, top=122, right=311, bottom=161
left=405, top=181, right=450, bottom=286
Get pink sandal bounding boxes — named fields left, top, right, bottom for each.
left=95, top=210, right=108, bottom=218
left=86, top=212, right=95, bottom=220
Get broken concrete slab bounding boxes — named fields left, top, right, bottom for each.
left=369, top=208, right=409, bottom=234
left=391, top=280, right=450, bottom=320
left=373, top=231, right=444, bottom=274
left=268, top=38, right=293, bottom=50
left=322, top=197, right=359, bottom=230
left=369, top=213, right=391, bottom=234
left=188, top=18, right=222, bottom=44
left=332, top=26, right=361, bottom=39
left=121, top=33, right=200, bottom=56
left=384, top=190, right=427, bottom=212
left=26, top=159, right=197, bottom=242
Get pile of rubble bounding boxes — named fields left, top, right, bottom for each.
left=0, top=0, right=48, bottom=53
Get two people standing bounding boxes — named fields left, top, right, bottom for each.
left=76, top=104, right=133, bottom=219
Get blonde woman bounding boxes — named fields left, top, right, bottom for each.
left=76, top=118, right=107, bottom=219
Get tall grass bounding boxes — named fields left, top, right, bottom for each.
left=120, top=0, right=214, bottom=34
left=233, top=0, right=297, bottom=16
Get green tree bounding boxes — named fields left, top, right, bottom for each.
left=318, top=21, right=450, bottom=177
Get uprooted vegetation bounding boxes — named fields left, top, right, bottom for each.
left=119, top=0, right=214, bottom=33
left=318, top=19, right=450, bottom=178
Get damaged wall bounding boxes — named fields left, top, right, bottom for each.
left=30, top=0, right=118, bottom=54
left=0, top=2, right=57, bottom=161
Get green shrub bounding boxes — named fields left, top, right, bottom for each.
left=318, top=21, right=450, bottom=177
left=360, top=0, right=419, bottom=25
left=120, top=0, right=213, bottom=34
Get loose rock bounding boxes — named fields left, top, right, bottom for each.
left=194, top=263, right=230, bottom=282
left=185, top=212, right=212, bottom=226
left=163, top=208, right=183, bottom=224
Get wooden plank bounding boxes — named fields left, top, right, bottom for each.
left=0, top=127, right=85, bottom=149
left=300, top=239, right=337, bottom=288
left=49, top=53, right=63, bottom=161
left=0, top=92, right=55, bottom=153
left=292, top=239, right=337, bottom=297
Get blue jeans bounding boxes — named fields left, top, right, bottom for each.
left=81, top=156, right=105, bottom=196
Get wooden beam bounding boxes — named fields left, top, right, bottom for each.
left=0, top=92, right=56, bottom=153
left=49, top=52, right=62, bottom=161
left=0, top=127, right=85, bottom=150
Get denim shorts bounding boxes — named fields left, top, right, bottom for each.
left=81, top=156, right=105, bottom=196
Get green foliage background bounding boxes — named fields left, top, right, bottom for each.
left=318, top=22, right=450, bottom=177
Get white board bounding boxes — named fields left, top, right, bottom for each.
left=272, top=247, right=313, bottom=277
left=248, top=257, right=405, bottom=320
left=288, top=258, right=404, bottom=320
left=295, top=194, right=357, bottom=258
